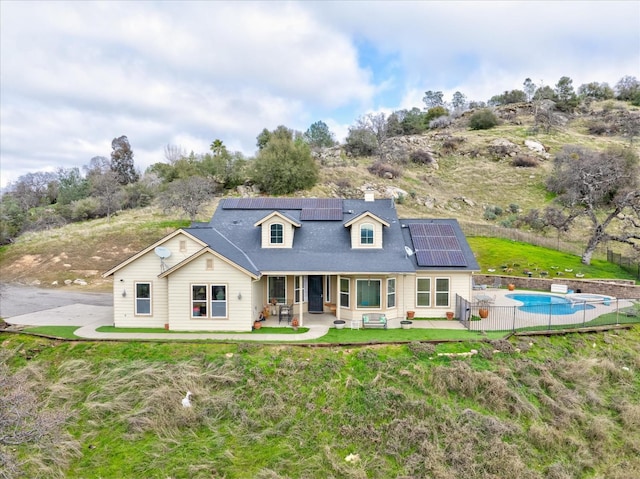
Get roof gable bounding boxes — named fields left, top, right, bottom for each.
left=158, top=247, right=259, bottom=280
left=102, top=229, right=207, bottom=277
left=253, top=211, right=301, bottom=228
left=343, top=211, right=390, bottom=228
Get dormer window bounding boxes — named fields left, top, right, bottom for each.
left=360, top=224, right=374, bottom=245
left=270, top=223, right=284, bottom=244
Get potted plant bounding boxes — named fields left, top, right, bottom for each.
left=446, top=311, right=454, bottom=320
left=406, top=311, right=415, bottom=319
left=508, top=283, right=515, bottom=291
left=400, top=320, right=412, bottom=329
left=291, top=316, right=300, bottom=331
left=333, top=319, right=345, bottom=330
left=478, top=299, right=490, bottom=319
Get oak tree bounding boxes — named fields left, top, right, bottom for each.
left=546, top=145, right=640, bottom=264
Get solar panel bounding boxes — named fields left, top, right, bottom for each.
left=223, top=198, right=343, bottom=220
left=223, top=198, right=341, bottom=211
left=408, top=222, right=467, bottom=267
left=300, top=208, right=343, bottom=220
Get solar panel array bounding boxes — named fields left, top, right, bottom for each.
left=408, top=223, right=468, bottom=267
left=223, top=198, right=343, bottom=221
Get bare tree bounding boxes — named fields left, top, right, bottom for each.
left=546, top=145, right=640, bottom=264
left=90, top=170, right=122, bottom=221
left=159, top=177, right=218, bottom=221
left=164, top=144, right=186, bottom=164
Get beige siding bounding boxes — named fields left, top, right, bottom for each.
left=167, top=252, right=254, bottom=331
left=260, top=219, right=295, bottom=248
left=349, top=218, right=383, bottom=249
left=112, top=233, right=203, bottom=328
left=407, top=272, right=472, bottom=318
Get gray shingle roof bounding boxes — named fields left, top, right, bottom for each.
left=185, top=198, right=479, bottom=276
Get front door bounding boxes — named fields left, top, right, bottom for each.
left=308, top=275, right=324, bottom=313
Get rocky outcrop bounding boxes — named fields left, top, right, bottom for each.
left=378, top=135, right=438, bottom=167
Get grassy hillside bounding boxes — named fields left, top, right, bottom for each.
left=2, top=329, right=639, bottom=478
left=1, top=101, right=638, bottom=289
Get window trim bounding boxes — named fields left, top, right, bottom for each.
left=356, top=278, right=381, bottom=309
left=134, top=282, right=152, bottom=316
left=210, top=284, right=228, bottom=318
left=340, top=278, right=350, bottom=308
left=270, top=222, right=284, bottom=245
left=387, top=278, right=396, bottom=309
left=416, top=277, right=431, bottom=307
left=191, top=283, right=229, bottom=319
left=435, top=277, right=450, bottom=307
left=192, top=284, right=208, bottom=318
left=359, top=223, right=374, bottom=245
left=268, top=276, right=287, bottom=304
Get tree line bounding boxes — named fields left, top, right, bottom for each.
left=1, top=75, right=638, bottom=264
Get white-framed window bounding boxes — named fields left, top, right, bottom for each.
left=387, top=278, right=396, bottom=308
left=435, top=277, right=450, bottom=307
left=211, top=285, right=227, bottom=317
left=340, top=278, right=350, bottom=308
left=191, top=284, right=228, bottom=318
left=135, top=282, right=151, bottom=315
left=192, top=284, right=208, bottom=317
left=360, top=223, right=374, bottom=245
left=270, top=223, right=284, bottom=244
left=268, top=276, right=286, bottom=304
left=294, top=276, right=304, bottom=304
left=357, top=279, right=381, bottom=308
left=417, top=278, right=431, bottom=307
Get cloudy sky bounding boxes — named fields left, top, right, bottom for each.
left=1, top=0, right=638, bottom=188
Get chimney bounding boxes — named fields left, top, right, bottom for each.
left=364, top=187, right=375, bottom=202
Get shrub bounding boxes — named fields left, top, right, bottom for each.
left=587, top=120, right=614, bottom=135
left=368, top=161, right=402, bottom=179
left=429, top=115, right=452, bottom=129
left=511, top=155, right=539, bottom=167
left=442, top=137, right=465, bottom=153
left=409, top=150, right=434, bottom=165
left=469, top=109, right=499, bottom=130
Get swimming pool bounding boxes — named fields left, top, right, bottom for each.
left=506, top=293, right=596, bottom=315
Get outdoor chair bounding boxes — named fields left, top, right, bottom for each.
left=279, top=304, right=293, bottom=324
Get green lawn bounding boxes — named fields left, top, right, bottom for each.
left=22, top=325, right=506, bottom=343
left=468, top=237, right=638, bottom=282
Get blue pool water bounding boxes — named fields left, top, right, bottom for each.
left=506, top=294, right=596, bottom=315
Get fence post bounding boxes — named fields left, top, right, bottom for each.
left=512, top=305, right=517, bottom=332
left=582, top=301, right=586, bottom=327
left=548, top=303, right=552, bottom=331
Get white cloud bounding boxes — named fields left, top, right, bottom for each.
left=1, top=0, right=638, bottom=188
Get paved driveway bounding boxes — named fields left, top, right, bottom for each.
left=0, top=283, right=113, bottom=327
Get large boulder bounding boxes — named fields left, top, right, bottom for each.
left=378, top=135, right=437, bottom=167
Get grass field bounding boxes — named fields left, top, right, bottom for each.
left=2, top=328, right=639, bottom=478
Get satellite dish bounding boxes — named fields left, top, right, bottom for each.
left=154, top=247, right=171, bottom=259
left=404, top=246, right=415, bottom=257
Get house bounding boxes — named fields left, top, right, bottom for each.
left=102, top=192, right=480, bottom=331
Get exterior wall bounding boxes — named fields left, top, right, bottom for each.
left=349, top=217, right=383, bottom=249
left=260, top=217, right=295, bottom=248
left=406, top=272, right=472, bottom=319
left=167, top=252, right=254, bottom=331
left=112, top=233, right=203, bottom=328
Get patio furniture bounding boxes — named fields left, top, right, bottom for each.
left=362, top=313, right=387, bottom=329
left=278, top=304, right=293, bottom=324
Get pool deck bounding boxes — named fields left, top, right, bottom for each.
left=471, top=288, right=634, bottom=331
